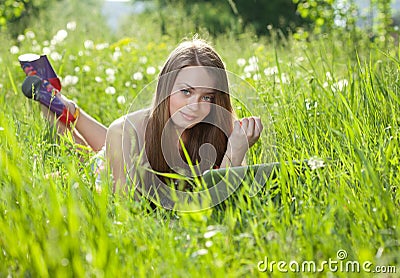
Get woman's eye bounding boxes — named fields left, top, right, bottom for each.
left=202, top=95, right=215, bottom=102
left=181, top=89, right=191, bottom=96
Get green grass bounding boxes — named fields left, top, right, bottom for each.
left=0, top=0, right=399, bottom=277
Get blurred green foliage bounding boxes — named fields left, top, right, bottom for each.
left=151, top=0, right=304, bottom=36
left=232, top=0, right=303, bottom=35
left=155, top=0, right=239, bottom=36
left=0, top=0, right=60, bottom=37
left=2, top=0, right=398, bottom=41
left=373, top=0, right=394, bottom=41
left=147, top=0, right=397, bottom=40
left=294, top=0, right=396, bottom=42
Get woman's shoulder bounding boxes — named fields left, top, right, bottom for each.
left=107, top=108, right=150, bottom=138
left=109, top=108, right=149, bottom=128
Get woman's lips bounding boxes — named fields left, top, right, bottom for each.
left=180, top=111, right=196, bottom=121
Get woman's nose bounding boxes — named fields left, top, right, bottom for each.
left=186, top=95, right=200, bottom=111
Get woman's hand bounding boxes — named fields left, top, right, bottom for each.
left=221, top=116, right=263, bottom=167
left=231, top=116, right=263, bottom=150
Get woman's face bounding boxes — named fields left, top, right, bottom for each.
left=169, top=67, right=216, bottom=130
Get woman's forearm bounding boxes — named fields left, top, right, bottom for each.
left=220, top=145, right=246, bottom=168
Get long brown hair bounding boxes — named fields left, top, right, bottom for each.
left=144, top=38, right=233, bottom=178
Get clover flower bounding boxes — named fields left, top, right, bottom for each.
left=139, top=56, right=148, bottom=64
left=50, top=52, right=62, bottom=61
left=236, top=58, right=246, bottom=67
left=25, top=31, right=35, bottom=39
left=84, top=40, right=94, bottom=50
left=82, top=65, right=91, bottom=72
left=66, top=21, right=77, bottom=31
left=264, top=66, right=278, bottom=76
left=307, top=157, right=325, bottom=170
left=331, top=79, right=348, bottom=92
left=10, top=46, right=19, bottom=54
left=117, top=95, right=126, bottom=104
left=146, top=66, right=156, bottom=75
left=52, top=29, right=68, bottom=45
left=132, top=72, right=143, bottom=81
left=105, top=86, right=116, bottom=95
left=63, top=75, right=79, bottom=86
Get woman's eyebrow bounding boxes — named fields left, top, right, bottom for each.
left=179, top=83, right=216, bottom=94
left=181, top=83, right=195, bottom=90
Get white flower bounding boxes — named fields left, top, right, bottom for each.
left=146, top=66, right=156, bottom=75
left=31, top=44, right=41, bottom=52
left=66, top=21, right=77, bottom=31
left=191, top=249, right=208, bottom=257
left=84, top=40, right=94, bottom=50
left=326, top=72, right=332, bottom=81
left=50, top=52, right=62, bottom=61
left=125, top=81, right=131, bottom=87
left=305, top=99, right=310, bottom=110
left=10, top=46, right=19, bottom=54
left=132, top=72, right=143, bottom=81
left=53, top=29, right=68, bottom=44
left=105, top=68, right=116, bottom=76
left=275, top=73, right=289, bottom=84
left=305, top=99, right=317, bottom=110
left=253, top=73, right=261, bottom=81
left=42, top=47, right=51, bottom=55
left=106, top=75, right=116, bottom=83
left=331, top=79, right=348, bottom=92
left=17, top=34, right=25, bottom=42
left=308, top=157, right=325, bottom=170
left=236, top=58, right=246, bottom=67
left=82, top=65, right=91, bottom=72
left=86, top=253, right=93, bottom=263
left=244, top=64, right=258, bottom=73
left=63, top=75, right=79, bottom=86
left=112, top=50, right=122, bottom=61
left=117, top=95, right=126, bottom=104
left=264, top=66, right=278, bottom=76
left=105, top=86, right=116, bottom=95
left=204, top=230, right=219, bottom=239
left=296, top=56, right=305, bottom=63
left=95, top=76, right=103, bottom=83
left=248, top=56, right=258, bottom=65
left=74, top=67, right=80, bottom=73
left=0, top=83, right=3, bottom=89
left=95, top=43, right=109, bottom=50
left=139, top=56, right=148, bottom=64
left=25, top=31, right=35, bottom=39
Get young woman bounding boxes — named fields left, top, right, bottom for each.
left=20, top=38, right=263, bottom=207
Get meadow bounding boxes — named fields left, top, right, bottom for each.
left=0, top=0, right=399, bottom=277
